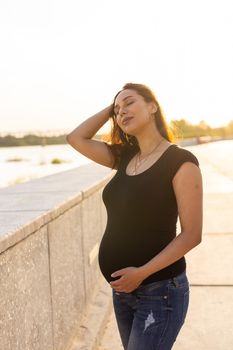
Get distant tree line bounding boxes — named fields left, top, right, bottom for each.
left=0, top=134, right=67, bottom=147
left=1, top=119, right=233, bottom=147
left=171, top=119, right=233, bottom=139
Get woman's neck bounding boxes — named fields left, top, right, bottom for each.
left=135, top=126, right=167, bottom=156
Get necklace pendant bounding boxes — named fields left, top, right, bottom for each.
left=132, top=138, right=164, bottom=176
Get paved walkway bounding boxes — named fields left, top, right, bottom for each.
left=98, top=141, right=233, bottom=350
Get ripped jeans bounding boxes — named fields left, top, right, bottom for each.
left=112, top=270, right=189, bottom=350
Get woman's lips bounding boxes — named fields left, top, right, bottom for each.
left=122, top=117, right=133, bottom=125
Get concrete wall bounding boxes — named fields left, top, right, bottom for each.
left=0, top=163, right=112, bottom=350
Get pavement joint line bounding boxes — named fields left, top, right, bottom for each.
left=190, top=284, right=233, bottom=287
left=204, top=232, right=233, bottom=235
left=0, top=210, right=50, bottom=212
left=1, top=191, right=77, bottom=194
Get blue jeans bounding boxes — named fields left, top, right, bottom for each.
left=112, top=270, right=189, bottom=350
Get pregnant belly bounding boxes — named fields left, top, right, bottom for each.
left=98, top=229, right=172, bottom=283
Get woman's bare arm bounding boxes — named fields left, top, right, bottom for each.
left=66, top=105, right=115, bottom=168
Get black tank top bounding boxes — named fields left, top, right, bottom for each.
left=98, top=143, right=199, bottom=285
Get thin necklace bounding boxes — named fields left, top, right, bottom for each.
left=133, top=138, right=164, bottom=175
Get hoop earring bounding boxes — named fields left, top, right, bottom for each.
left=124, top=133, right=134, bottom=146
left=124, top=132, right=130, bottom=142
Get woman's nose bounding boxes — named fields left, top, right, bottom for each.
left=119, top=106, right=127, bottom=116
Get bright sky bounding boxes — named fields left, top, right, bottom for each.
left=0, top=0, right=233, bottom=134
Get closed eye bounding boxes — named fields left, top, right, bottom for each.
left=114, top=100, right=134, bottom=116
left=126, top=100, right=134, bottom=106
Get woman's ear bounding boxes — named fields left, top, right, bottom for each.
left=150, top=102, right=158, bottom=114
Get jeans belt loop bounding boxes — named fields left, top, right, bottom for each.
left=172, top=276, right=179, bottom=288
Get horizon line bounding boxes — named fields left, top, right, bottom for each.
left=1, top=118, right=233, bottom=137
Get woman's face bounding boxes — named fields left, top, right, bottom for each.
left=114, top=89, right=157, bottom=136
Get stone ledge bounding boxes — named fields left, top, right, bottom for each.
left=0, top=163, right=112, bottom=254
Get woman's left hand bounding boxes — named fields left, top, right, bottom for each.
left=110, top=266, right=146, bottom=293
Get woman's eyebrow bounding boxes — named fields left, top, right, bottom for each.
left=114, top=95, right=133, bottom=108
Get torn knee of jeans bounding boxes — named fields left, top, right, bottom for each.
left=143, top=310, right=155, bottom=332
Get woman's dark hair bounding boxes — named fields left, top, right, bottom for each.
left=103, top=83, right=175, bottom=167
left=106, top=83, right=174, bottom=146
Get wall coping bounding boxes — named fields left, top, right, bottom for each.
left=0, top=162, right=112, bottom=254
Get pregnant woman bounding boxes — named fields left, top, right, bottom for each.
left=67, top=83, right=203, bottom=350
